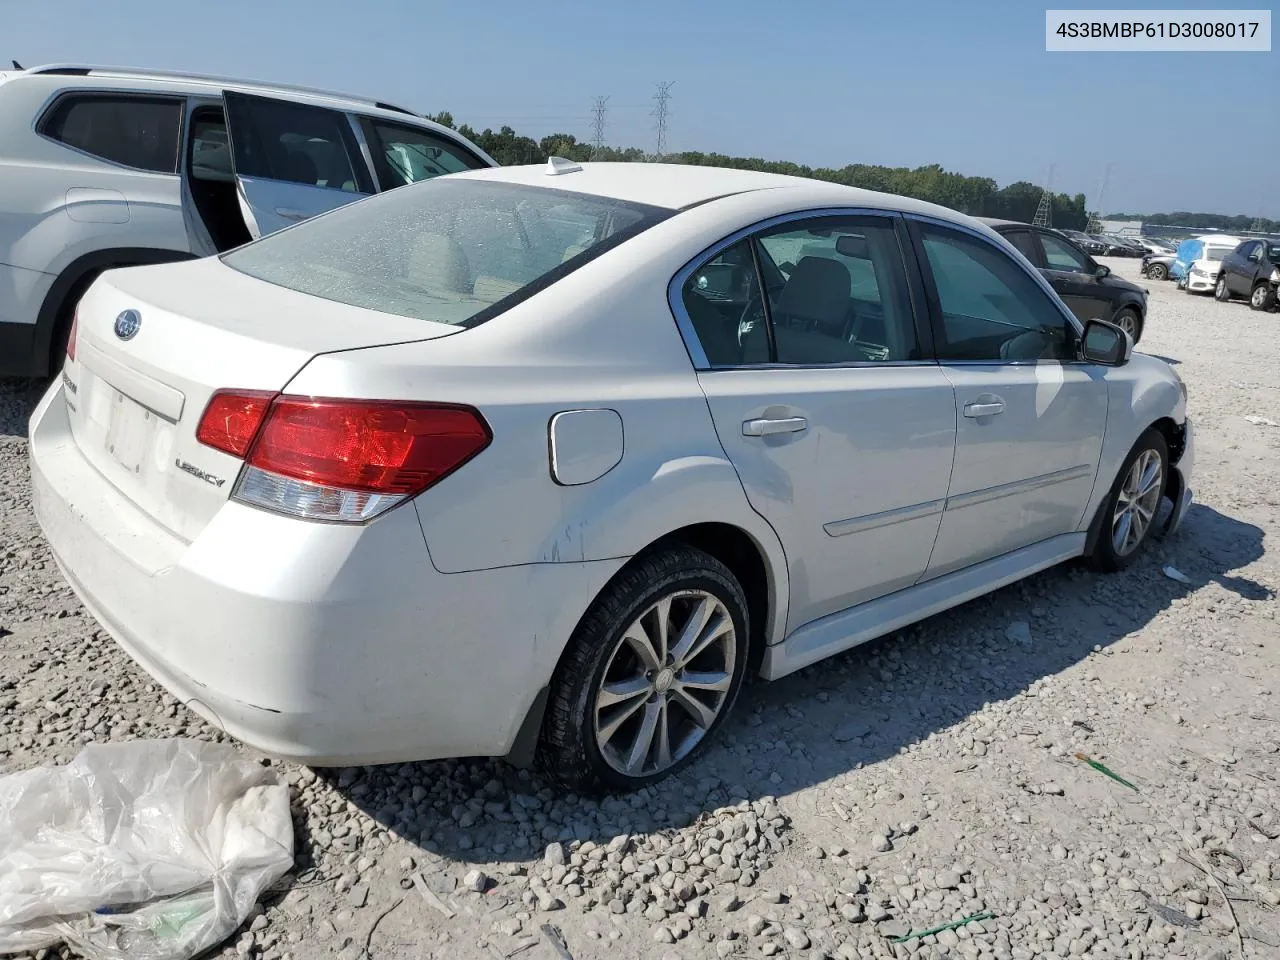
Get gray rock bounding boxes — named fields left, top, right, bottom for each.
left=870, top=834, right=892, bottom=853
left=346, top=883, right=369, bottom=908
left=462, top=869, right=488, bottom=893
left=783, top=926, right=811, bottom=949
left=544, top=842, right=567, bottom=868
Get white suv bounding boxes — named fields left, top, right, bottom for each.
left=0, top=64, right=495, bottom=378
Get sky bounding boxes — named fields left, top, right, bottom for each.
left=5, top=0, right=1277, bottom=218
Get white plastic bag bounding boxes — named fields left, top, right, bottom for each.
left=0, top=738, right=294, bottom=960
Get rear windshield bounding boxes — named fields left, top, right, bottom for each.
left=221, top=178, right=672, bottom=326
left=1204, top=246, right=1231, bottom=261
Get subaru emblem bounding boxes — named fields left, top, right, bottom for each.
left=113, top=309, right=141, bottom=341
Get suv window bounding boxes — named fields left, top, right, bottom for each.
left=917, top=223, right=1072, bottom=363
left=224, top=92, right=371, bottom=193
left=1040, top=233, right=1092, bottom=273
left=359, top=118, right=484, bottom=190
left=41, top=95, right=181, bottom=173
left=1003, top=229, right=1040, bottom=263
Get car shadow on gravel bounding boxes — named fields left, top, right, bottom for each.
left=323, top=501, right=1265, bottom=866
left=0, top=378, right=44, bottom=438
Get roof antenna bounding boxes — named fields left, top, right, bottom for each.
left=11, top=60, right=23, bottom=70
left=545, top=156, right=583, bottom=176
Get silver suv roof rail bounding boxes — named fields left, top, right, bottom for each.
left=25, top=63, right=420, bottom=116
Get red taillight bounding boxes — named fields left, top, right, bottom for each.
left=196, top=389, right=276, bottom=458
left=66, top=306, right=80, bottom=362
left=247, top=397, right=492, bottom=495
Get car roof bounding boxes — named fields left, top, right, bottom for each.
left=975, top=217, right=1026, bottom=229
left=452, top=161, right=982, bottom=220
left=15, top=63, right=421, bottom=117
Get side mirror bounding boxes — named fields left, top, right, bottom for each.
left=1080, top=318, right=1131, bottom=366
left=1095, top=264, right=1111, bottom=279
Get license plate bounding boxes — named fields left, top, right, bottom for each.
left=104, top=389, right=154, bottom=476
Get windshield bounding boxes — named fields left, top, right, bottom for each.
left=222, top=178, right=672, bottom=326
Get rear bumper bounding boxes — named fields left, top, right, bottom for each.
left=29, top=380, right=624, bottom=766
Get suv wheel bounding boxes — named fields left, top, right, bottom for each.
left=1251, top=283, right=1277, bottom=312
left=1112, top=308, right=1142, bottom=343
left=1089, top=428, right=1169, bottom=572
left=539, top=546, right=750, bottom=793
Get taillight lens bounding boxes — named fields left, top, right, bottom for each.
left=66, top=306, right=80, bottom=362
left=196, top=390, right=276, bottom=458
left=197, top=393, right=491, bottom=522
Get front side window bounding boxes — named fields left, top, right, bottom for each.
left=917, top=223, right=1072, bottom=363
left=41, top=94, right=181, bottom=173
left=224, top=92, right=368, bottom=193
left=1040, top=233, right=1093, bottom=274
left=222, top=178, right=670, bottom=326
left=360, top=118, right=485, bottom=190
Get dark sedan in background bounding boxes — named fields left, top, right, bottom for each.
left=982, top=218, right=1150, bottom=342
left=1215, top=238, right=1280, bottom=310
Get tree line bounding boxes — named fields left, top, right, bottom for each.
left=426, top=113, right=1090, bottom=230
left=1105, top=211, right=1278, bottom=233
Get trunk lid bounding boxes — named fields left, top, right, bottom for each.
left=64, top=256, right=461, bottom=542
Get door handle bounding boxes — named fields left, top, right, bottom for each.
left=742, top=416, right=808, bottom=437
left=273, top=207, right=309, bottom=221
left=963, top=400, right=1005, bottom=418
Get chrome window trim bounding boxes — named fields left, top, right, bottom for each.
left=666, top=207, right=938, bottom=372
left=900, top=211, right=1090, bottom=368
left=344, top=112, right=381, bottom=193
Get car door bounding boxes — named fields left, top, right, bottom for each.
left=907, top=218, right=1108, bottom=578
left=1035, top=230, right=1115, bottom=323
left=1230, top=241, right=1261, bottom=295
left=222, top=90, right=375, bottom=238
left=680, top=212, right=957, bottom=631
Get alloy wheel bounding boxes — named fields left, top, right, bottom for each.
left=1115, top=312, right=1137, bottom=338
left=593, top=590, right=736, bottom=778
left=1215, top=278, right=1228, bottom=300
left=1254, top=285, right=1270, bottom=309
left=1112, top=449, right=1163, bottom=557
left=1150, top=264, right=1167, bottom=280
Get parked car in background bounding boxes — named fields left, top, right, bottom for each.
left=1134, top=238, right=1176, bottom=256
left=982, top=219, right=1150, bottom=341
left=0, top=63, right=497, bottom=378
left=1087, top=235, right=1131, bottom=256
left=1101, top=235, right=1146, bottom=257
left=1215, top=238, right=1280, bottom=310
left=1174, top=235, right=1244, bottom=293
left=29, top=163, right=1193, bottom=790
left=1141, top=252, right=1177, bottom=281
left=1063, top=230, right=1107, bottom=255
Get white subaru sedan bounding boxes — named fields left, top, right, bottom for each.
left=29, top=161, right=1194, bottom=792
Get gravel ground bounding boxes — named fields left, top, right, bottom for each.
left=2, top=257, right=1278, bottom=960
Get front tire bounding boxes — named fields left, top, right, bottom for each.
left=1089, top=428, right=1169, bottom=573
left=1251, top=283, right=1277, bottom=312
left=539, top=546, right=750, bottom=793
left=1112, top=307, right=1142, bottom=344
left=1148, top=263, right=1168, bottom=281
left=1214, top=276, right=1230, bottom=301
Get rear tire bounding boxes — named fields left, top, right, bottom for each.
left=1089, top=428, right=1169, bottom=573
left=1251, top=283, right=1277, bottom=312
left=538, top=546, right=750, bottom=793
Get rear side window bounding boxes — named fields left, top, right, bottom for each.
left=221, top=177, right=672, bottom=327
left=41, top=95, right=181, bottom=173
left=224, top=92, right=371, bottom=193
left=358, top=117, right=486, bottom=190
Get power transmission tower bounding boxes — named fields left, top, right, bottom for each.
left=589, top=96, right=609, bottom=159
left=651, top=82, right=674, bottom=159
left=1032, top=164, right=1055, bottom=228
left=1085, top=162, right=1115, bottom=234
left=1249, top=215, right=1264, bottom=233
